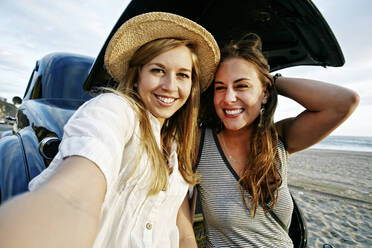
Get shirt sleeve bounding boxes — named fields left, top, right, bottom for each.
left=58, top=93, right=136, bottom=188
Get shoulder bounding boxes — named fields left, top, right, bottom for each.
left=197, top=127, right=211, bottom=151
left=195, top=127, right=215, bottom=170
left=278, top=136, right=287, bottom=151
left=63, top=92, right=139, bottom=143
left=276, top=137, right=289, bottom=174
left=86, top=93, right=134, bottom=112
left=73, top=93, right=137, bottom=123
left=277, top=137, right=289, bottom=157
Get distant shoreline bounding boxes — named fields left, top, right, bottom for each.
left=310, top=135, right=372, bottom=153
left=308, top=147, right=372, bottom=156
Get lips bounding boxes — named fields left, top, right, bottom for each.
left=156, top=94, right=176, bottom=104
left=224, top=108, right=244, bottom=115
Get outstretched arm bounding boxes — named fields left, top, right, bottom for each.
left=0, top=156, right=106, bottom=248
left=275, top=76, right=359, bottom=154
left=177, top=194, right=197, bottom=248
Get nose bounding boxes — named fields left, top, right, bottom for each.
left=224, top=87, right=237, bottom=103
left=162, top=73, right=177, bottom=91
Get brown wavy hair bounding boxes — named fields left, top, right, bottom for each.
left=199, top=33, right=281, bottom=216
left=113, top=38, right=200, bottom=195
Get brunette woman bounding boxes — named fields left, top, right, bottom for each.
left=196, top=33, right=358, bottom=247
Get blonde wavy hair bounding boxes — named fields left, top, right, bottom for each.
left=107, top=38, right=200, bottom=195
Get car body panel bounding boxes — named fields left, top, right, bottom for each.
left=15, top=128, right=45, bottom=182
left=0, top=135, right=29, bottom=200
left=16, top=99, right=85, bottom=138
left=0, top=130, right=12, bottom=139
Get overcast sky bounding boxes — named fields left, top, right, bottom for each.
left=0, top=0, right=371, bottom=136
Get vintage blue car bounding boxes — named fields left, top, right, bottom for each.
left=0, top=0, right=344, bottom=247
left=0, top=53, right=94, bottom=201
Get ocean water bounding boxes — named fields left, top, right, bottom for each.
left=311, top=135, right=372, bottom=152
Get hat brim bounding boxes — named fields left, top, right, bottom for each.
left=104, top=12, right=220, bottom=92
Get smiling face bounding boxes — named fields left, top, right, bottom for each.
left=214, top=57, right=268, bottom=131
left=137, top=45, right=193, bottom=125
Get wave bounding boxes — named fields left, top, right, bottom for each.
left=311, top=135, right=372, bottom=152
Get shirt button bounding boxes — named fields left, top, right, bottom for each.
left=146, top=223, right=152, bottom=230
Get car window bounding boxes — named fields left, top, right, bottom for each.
left=43, top=56, right=93, bottom=100
left=24, top=69, right=36, bottom=99
left=30, top=76, right=42, bottom=99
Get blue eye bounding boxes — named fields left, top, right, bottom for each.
left=177, top=73, right=190, bottom=79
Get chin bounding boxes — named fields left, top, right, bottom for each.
left=156, top=112, right=174, bottom=120
left=223, top=123, right=245, bottom=131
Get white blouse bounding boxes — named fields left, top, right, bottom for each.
left=29, top=93, right=189, bottom=248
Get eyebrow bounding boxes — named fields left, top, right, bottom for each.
left=148, top=63, right=192, bottom=73
left=215, top=78, right=250, bottom=85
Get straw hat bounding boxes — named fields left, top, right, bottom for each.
left=104, top=12, right=220, bottom=92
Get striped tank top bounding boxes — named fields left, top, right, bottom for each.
left=196, top=128, right=294, bottom=248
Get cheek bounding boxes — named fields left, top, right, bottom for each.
left=137, top=82, right=146, bottom=96
left=136, top=88, right=146, bottom=105
left=137, top=82, right=152, bottom=103
left=257, top=91, right=267, bottom=105
left=246, top=90, right=263, bottom=104
left=137, top=74, right=156, bottom=92
left=180, top=81, right=192, bottom=98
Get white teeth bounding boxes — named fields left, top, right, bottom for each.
left=157, top=96, right=175, bottom=103
left=225, top=109, right=243, bottom=115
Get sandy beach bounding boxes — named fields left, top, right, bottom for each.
left=288, top=149, right=372, bottom=248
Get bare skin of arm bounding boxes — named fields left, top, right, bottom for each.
left=0, top=156, right=106, bottom=248
left=177, top=194, right=197, bottom=248
left=275, top=76, right=359, bottom=154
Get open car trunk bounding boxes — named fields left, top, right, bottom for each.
left=84, top=0, right=344, bottom=91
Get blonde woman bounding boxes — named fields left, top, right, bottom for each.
left=0, top=12, right=220, bottom=248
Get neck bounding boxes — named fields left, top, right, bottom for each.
left=218, top=127, right=253, bottom=172
left=221, top=126, right=253, bottom=145
left=219, top=127, right=253, bottom=157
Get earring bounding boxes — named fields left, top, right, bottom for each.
left=258, top=107, right=265, bottom=128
